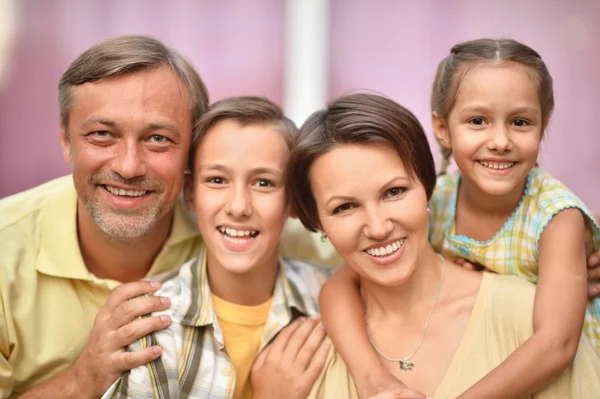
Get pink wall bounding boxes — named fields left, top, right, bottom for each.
left=1, top=0, right=599, bottom=210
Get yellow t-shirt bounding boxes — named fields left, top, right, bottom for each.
left=308, top=274, right=600, bottom=399
left=212, top=294, right=273, bottom=399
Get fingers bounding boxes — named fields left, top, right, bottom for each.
left=115, top=314, right=172, bottom=348
left=455, top=258, right=476, bottom=271
left=588, top=283, right=600, bottom=298
left=293, top=319, right=327, bottom=369
left=300, top=339, right=331, bottom=385
left=115, top=345, right=163, bottom=373
left=104, top=281, right=162, bottom=312
left=265, top=317, right=304, bottom=357
left=110, top=293, right=171, bottom=328
left=252, top=345, right=271, bottom=373
left=282, top=316, right=322, bottom=363
left=588, top=251, right=600, bottom=270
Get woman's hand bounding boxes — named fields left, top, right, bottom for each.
left=251, top=316, right=330, bottom=399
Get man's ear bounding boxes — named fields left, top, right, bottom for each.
left=431, top=111, right=451, bottom=150
left=182, top=172, right=195, bottom=211
left=60, top=126, right=73, bottom=164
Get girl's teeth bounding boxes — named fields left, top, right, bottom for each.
left=366, top=239, right=406, bottom=257
left=479, top=161, right=515, bottom=170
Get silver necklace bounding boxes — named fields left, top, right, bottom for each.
left=366, top=254, right=446, bottom=371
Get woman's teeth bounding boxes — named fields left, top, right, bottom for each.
left=365, top=238, right=405, bottom=257
left=478, top=161, right=515, bottom=170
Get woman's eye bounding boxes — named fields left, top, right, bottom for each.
left=255, top=179, right=274, bottom=188
left=385, top=187, right=405, bottom=198
left=512, top=119, right=529, bottom=127
left=207, top=177, right=225, bottom=184
left=469, top=118, right=485, bottom=126
left=333, top=203, right=354, bottom=214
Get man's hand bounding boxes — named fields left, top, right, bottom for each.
left=70, top=281, right=171, bottom=397
left=251, top=316, right=330, bottom=399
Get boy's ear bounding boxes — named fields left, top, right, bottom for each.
left=182, top=172, right=195, bottom=211
left=60, top=126, right=73, bottom=164
left=431, top=111, right=451, bottom=150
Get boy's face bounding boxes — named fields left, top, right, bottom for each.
left=187, top=119, right=290, bottom=276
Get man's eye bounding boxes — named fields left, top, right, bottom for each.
left=513, top=119, right=529, bottom=127
left=92, top=131, right=111, bottom=137
left=333, top=203, right=354, bottom=214
left=255, top=179, right=274, bottom=188
left=151, top=135, right=168, bottom=143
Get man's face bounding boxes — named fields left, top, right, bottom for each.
left=61, top=67, right=192, bottom=241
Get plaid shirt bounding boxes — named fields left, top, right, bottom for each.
left=429, top=167, right=600, bottom=350
left=103, top=249, right=333, bottom=399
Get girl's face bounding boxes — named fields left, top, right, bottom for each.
left=437, top=63, right=543, bottom=198
left=309, top=143, right=430, bottom=287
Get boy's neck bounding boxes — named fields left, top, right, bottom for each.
left=77, top=201, right=174, bottom=283
left=207, top=252, right=280, bottom=306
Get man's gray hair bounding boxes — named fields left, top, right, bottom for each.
left=58, top=34, right=209, bottom=130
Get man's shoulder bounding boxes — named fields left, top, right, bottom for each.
left=0, top=175, right=74, bottom=231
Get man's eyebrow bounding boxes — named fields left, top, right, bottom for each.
left=149, top=122, right=180, bottom=135
left=80, top=117, right=117, bottom=129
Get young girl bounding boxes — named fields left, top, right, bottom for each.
left=321, top=38, right=600, bottom=399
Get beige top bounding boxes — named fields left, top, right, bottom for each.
left=308, top=274, right=600, bottom=399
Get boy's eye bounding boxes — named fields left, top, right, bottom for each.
left=385, top=187, right=405, bottom=198
left=333, top=203, right=354, bottom=214
left=254, top=179, right=274, bottom=188
left=512, top=119, right=529, bottom=127
left=207, top=177, right=225, bottom=184
left=469, top=118, right=486, bottom=126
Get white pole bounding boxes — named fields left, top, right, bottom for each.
left=284, top=0, right=329, bottom=126
left=282, top=0, right=340, bottom=265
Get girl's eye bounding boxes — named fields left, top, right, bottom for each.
left=512, top=119, right=529, bottom=127
left=385, top=187, right=406, bottom=198
left=333, top=203, right=354, bottom=214
left=207, top=177, right=225, bottom=184
left=255, top=179, right=274, bottom=188
left=469, top=118, right=486, bottom=126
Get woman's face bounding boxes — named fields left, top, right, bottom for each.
left=309, top=143, right=430, bottom=287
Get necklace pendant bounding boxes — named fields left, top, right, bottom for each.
left=399, top=359, right=414, bottom=371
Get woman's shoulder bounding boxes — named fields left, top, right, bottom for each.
left=307, top=343, right=359, bottom=399
left=479, top=274, right=536, bottom=329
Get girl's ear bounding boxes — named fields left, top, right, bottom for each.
left=182, top=171, right=195, bottom=211
left=431, top=111, right=451, bottom=149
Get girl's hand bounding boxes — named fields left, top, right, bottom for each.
left=587, top=250, right=600, bottom=297
left=366, top=386, right=429, bottom=399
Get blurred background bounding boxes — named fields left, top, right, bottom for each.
left=0, top=0, right=598, bottom=210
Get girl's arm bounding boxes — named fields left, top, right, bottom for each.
left=320, top=264, right=404, bottom=398
left=458, top=208, right=588, bottom=399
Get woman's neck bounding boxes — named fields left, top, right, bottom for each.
left=361, top=246, right=445, bottom=323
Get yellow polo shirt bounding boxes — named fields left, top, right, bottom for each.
left=0, top=175, right=340, bottom=398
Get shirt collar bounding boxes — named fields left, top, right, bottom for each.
left=180, top=249, right=313, bottom=329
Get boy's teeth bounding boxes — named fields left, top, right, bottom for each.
left=365, top=238, right=406, bottom=257
left=105, top=185, right=147, bottom=197
left=478, top=161, right=515, bottom=170
left=219, top=227, right=257, bottom=238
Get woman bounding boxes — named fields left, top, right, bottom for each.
left=287, top=93, right=600, bottom=398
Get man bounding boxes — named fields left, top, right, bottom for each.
left=0, top=35, right=339, bottom=399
